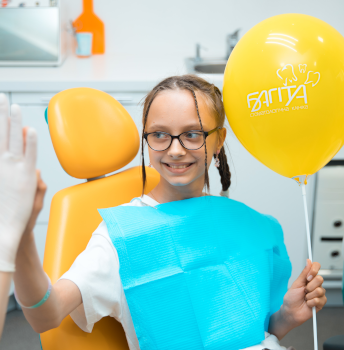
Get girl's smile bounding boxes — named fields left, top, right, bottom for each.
left=162, top=161, right=195, bottom=173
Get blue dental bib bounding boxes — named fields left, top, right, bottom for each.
left=99, top=196, right=291, bottom=350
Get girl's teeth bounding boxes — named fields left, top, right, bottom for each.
left=169, top=164, right=190, bottom=169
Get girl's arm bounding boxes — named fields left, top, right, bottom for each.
left=268, top=259, right=327, bottom=340
left=0, top=272, right=13, bottom=338
left=14, top=231, right=82, bottom=333
left=13, top=175, right=82, bottom=334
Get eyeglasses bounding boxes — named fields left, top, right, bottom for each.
left=144, top=127, right=220, bottom=151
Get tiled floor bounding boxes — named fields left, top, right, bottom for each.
left=0, top=308, right=343, bottom=350
left=0, top=311, right=40, bottom=350
left=282, top=307, right=344, bottom=349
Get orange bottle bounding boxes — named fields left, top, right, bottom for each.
left=73, top=0, right=105, bottom=54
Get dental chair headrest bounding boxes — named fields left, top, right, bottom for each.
left=47, top=88, right=140, bottom=179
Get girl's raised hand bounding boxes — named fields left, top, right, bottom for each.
left=282, top=259, right=327, bottom=327
left=22, top=169, right=47, bottom=237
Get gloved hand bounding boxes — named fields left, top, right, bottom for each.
left=0, top=94, right=38, bottom=272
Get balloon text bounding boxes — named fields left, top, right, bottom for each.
left=247, top=85, right=308, bottom=113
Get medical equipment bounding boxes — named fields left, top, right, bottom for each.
left=0, top=0, right=68, bottom=66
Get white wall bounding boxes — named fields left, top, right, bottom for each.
left=66, top=0, right=344, bottom=57
left=66, top=0, right=344, bottom=285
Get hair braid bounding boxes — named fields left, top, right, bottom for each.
left=189, top=88, right=210, bottom=192
left=141, top=88, right=162, bottom=195
left=215, top=147, right=231, bottom=192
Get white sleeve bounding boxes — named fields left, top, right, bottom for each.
left=59, top=221, right=125, bottom=333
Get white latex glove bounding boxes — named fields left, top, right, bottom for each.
left=240, top=332, right=288, bottom=350
left=0, top=94, right=37, bottom=272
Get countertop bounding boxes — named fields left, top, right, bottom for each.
left=0, top=53, right=224, bottom=92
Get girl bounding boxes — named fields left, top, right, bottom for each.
left=13, top=75, right=326, bottom=350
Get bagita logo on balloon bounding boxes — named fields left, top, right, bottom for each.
left=247, top=63, right=321, bottom=116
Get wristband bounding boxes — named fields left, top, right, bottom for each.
left=14, top=274, right=52, bottom=309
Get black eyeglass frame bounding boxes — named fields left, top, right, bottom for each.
left=143, top=127, right=220, bottom=151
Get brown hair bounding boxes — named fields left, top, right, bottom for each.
left=141, top=74, right=231, bottom=195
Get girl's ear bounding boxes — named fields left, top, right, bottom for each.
left=217, top=127, right=227, bottom=152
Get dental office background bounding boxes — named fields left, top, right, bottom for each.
left=1, top=0, right=344, bottom=306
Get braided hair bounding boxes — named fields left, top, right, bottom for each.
left=141, top=74, right=231, bottom=196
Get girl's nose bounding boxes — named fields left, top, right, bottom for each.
left=167, top=138, right=186, bottom=157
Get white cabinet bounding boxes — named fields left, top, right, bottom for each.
left=2, top=92, right=10, bottom=102
left=11, top=92, right=56, bottom=105
left=313, top=165, right=344, bottom=272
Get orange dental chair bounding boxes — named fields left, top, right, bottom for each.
left=40, top=88, right=159, bottom=350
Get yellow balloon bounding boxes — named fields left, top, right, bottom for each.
left=223, top=14, right=344, bottom=180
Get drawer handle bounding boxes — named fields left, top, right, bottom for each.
left=333, top=220, right=342, bottom=228
left=321, top=237, right=343, bottom=241
left=40, top=98, right=53, bottom=103
left=115, top=97, right=133, bottom=103
left=331, top=250, right=341, bottom=257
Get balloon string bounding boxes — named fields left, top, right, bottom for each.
left=301, top=183, right=318, bottom=350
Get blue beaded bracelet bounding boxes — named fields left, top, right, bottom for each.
left=14, top=274, right=52, bottom=309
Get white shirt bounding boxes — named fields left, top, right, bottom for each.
left=60, top=195, right=287, bottom=350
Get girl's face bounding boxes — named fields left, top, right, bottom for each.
left=145, top=89, right=226, bottom=193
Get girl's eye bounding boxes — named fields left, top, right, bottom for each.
left=153, top=132, right=169, bottom=139
left=185, top=132, right=202, bottom=139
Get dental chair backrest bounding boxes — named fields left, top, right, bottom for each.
left=40, top=88, right=159, bottom=350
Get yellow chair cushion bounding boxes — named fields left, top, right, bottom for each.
left=48, top=88, right=140, bottom=179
